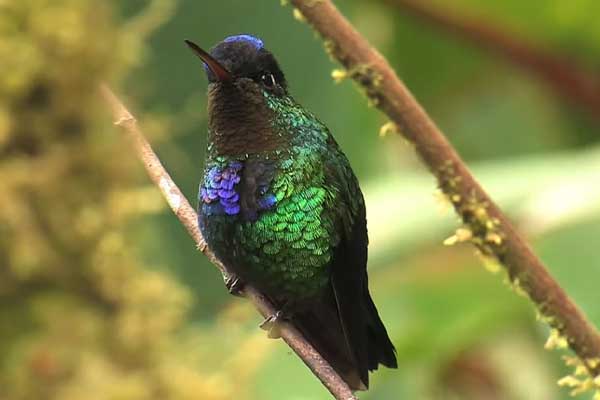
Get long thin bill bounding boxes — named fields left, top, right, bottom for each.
left=184, top=39, right=232, bottom=82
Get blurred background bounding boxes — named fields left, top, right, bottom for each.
left=2, top=0, right=600, bottom=399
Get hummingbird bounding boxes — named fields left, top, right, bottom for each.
left=186, top=34, right=397, bottom=390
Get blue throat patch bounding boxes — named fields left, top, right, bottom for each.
left=199, top=161, right=277, bottom=219
left=223, top=34, right=264, bottom=50
left=200, top=161, right=243, bottom=216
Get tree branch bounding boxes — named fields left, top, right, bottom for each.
left=99, top=84, right=357, bottom=400
left=289, top=0, right=600, bottom=377
left=382, top=0, right=600, bottom=121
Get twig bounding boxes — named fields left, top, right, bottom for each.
left=382, top=0, right=600, bottom=121
left=99, top=84, right=358, bottom=400
left=289, top=0, right=600, bottom=376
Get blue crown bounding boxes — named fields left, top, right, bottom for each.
left=223, top=34, right=264, bottom=50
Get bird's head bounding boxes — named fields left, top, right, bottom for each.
left=185, top=35, right=291, bottom=154
left=185, top=35, right=287, bottom=95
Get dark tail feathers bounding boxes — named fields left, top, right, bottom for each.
left=292, top=283, right=397, bottom=390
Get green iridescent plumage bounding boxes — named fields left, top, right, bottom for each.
left=201, top=93, right=358, bottom=299
left=239, top=98, right=347, bottom=297
left=192, top=35, right=396, bottom=390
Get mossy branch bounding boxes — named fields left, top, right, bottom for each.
left=100, top=85, right=358, bottom=400
left=288, top=0, right=600, bottom=380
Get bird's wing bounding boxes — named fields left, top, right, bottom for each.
left=324, top=143, right=397, bottom=388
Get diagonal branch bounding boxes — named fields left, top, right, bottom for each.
left=99, top=84, right=357, bottom=400
left=382, top=0, right=600, bottom=121
left=288, top=0, right=600, bottom=378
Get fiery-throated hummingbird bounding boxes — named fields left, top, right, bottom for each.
left=186, top=34, right=397, bottom=390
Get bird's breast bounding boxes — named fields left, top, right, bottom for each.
left=197, top=153, right=336, bottom=300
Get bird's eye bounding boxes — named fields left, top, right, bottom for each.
left=261, top=73, right=277, bottom=88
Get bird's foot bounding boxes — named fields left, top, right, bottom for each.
left=223, top=274, right=245, bottom=297
left=259, top=310, right=286, bottom=339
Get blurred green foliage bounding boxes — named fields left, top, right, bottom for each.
left=0, top=1, right=265, bottom=399
left=2, top=0, right=600, bottom=399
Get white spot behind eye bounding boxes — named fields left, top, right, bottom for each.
left=262, top=73, right=276, bottom=88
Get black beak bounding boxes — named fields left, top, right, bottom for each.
left=184, top=39, right=232, bottom=82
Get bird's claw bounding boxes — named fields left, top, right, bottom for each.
left=259, top=310, right=284, bottom=339
left=224, top=274, right=245, bottom=297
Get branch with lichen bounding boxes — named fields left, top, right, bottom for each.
left=287, top=0, right=600, bottom=394
left=99, top=85, right=358, bottom=400
left=381, top=0, right=600, bottom=122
